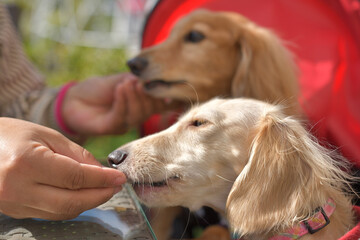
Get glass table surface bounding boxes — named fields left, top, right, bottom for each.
left=0, top=184, right=156, bottom=240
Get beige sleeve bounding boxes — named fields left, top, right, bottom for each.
left=0, top=4, right=83, bottom=142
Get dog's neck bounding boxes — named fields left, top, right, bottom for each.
left=197, top=168, right=239, bottom=215
left=204, top=171, right=355, bottom=240
left=234, top=194, right=354, bottom=240
left=202, top=187, right=232, bottom=216
left=267, top=199, right=335, bottom=240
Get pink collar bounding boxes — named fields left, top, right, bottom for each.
left=268, top=198, right=336, bottom=240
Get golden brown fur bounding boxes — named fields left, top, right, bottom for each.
left=109, top=98, right=355, bottom=240
left=128, top=9, right=300, bottom=116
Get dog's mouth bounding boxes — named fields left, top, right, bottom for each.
left=143, top=79, right=186, bottom=90
left=129, top=174, right=181, bottom=188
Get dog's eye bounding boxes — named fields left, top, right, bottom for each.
left=184, top=30, right=205, bottom=43
left=191, top=119, right=207, bottom=127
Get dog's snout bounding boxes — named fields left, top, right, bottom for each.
left=127, top=57, right=148, bottom=76
left=107, top=150, right=128, bottom=168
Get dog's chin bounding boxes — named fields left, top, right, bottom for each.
left=143, top=79, right=186, bottom=90
left=142, top=84, right=198, bottom=103
left=142, top=79, right=191, bottom=100
left=142, top=79, right=213, bottom=102
left=129, top=175, right=181, bottom=201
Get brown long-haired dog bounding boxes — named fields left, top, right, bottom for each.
left=108, top=98, right=355, bottom=240
left=128, top=9, right=299, bottom=115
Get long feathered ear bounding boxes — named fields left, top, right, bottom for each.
left=229, top=16, right=299, bottom=115
left=225, top=108, right=352, bottom=237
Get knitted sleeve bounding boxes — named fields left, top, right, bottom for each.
left=0, top=4, right=82, bottom=141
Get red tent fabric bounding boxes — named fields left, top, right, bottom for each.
left=141, top=0, right=360, bottom=168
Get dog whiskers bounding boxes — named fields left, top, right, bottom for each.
left=141, top=174, right=146, bottom=195
left=181, top=81, right=199, bottom=107
left=180, top=209, right=192, bottom=240
left=146, top=172, right=154, bottom=190
left=216, top=174, right=234, bottom=183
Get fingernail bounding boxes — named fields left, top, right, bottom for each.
left=114, top=175, right=127, bottom=186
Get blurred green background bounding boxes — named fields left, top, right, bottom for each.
left=9, top=0, right=143, bottom=162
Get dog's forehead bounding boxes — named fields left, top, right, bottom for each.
left=181, top=98, right=263, bottom=123
left=175, top=9, right=234, bottom=31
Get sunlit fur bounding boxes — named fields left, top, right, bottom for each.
left=112, top=98, right=355, bottom=240
left=226, top=107, right=355, bottom=240
left=132, top=9, right=300, bottom=116
left=134, top=10, right=301, bottom=239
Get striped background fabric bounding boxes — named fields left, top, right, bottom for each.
left=0, top=4, right=72, bottom=137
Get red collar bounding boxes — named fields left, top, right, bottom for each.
left=235, top=203, right=360, bottom=240
left=268, top=198, right=335, bottom=240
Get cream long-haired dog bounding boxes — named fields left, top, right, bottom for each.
left=108, top=98, right=355, bottom=240
left=128, top=9, right=299, bottom=116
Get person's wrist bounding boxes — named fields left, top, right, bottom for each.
left=55, top=82, right=78, bottom=135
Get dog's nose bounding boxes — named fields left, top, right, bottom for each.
left=107, top=150, right=128, bottom=168
left=127, top=57, right=148, bottom=76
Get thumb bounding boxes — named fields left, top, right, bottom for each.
left=40, top=128, right=101, bottom=166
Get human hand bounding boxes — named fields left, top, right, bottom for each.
left=0, top=118, right=126, bottom=220
left=61, top=73, right=169, bottom=135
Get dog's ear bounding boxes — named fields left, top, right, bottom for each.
left=230, top=18, right=299, bottom=115
left=226, top=109, right=323, bottom=236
